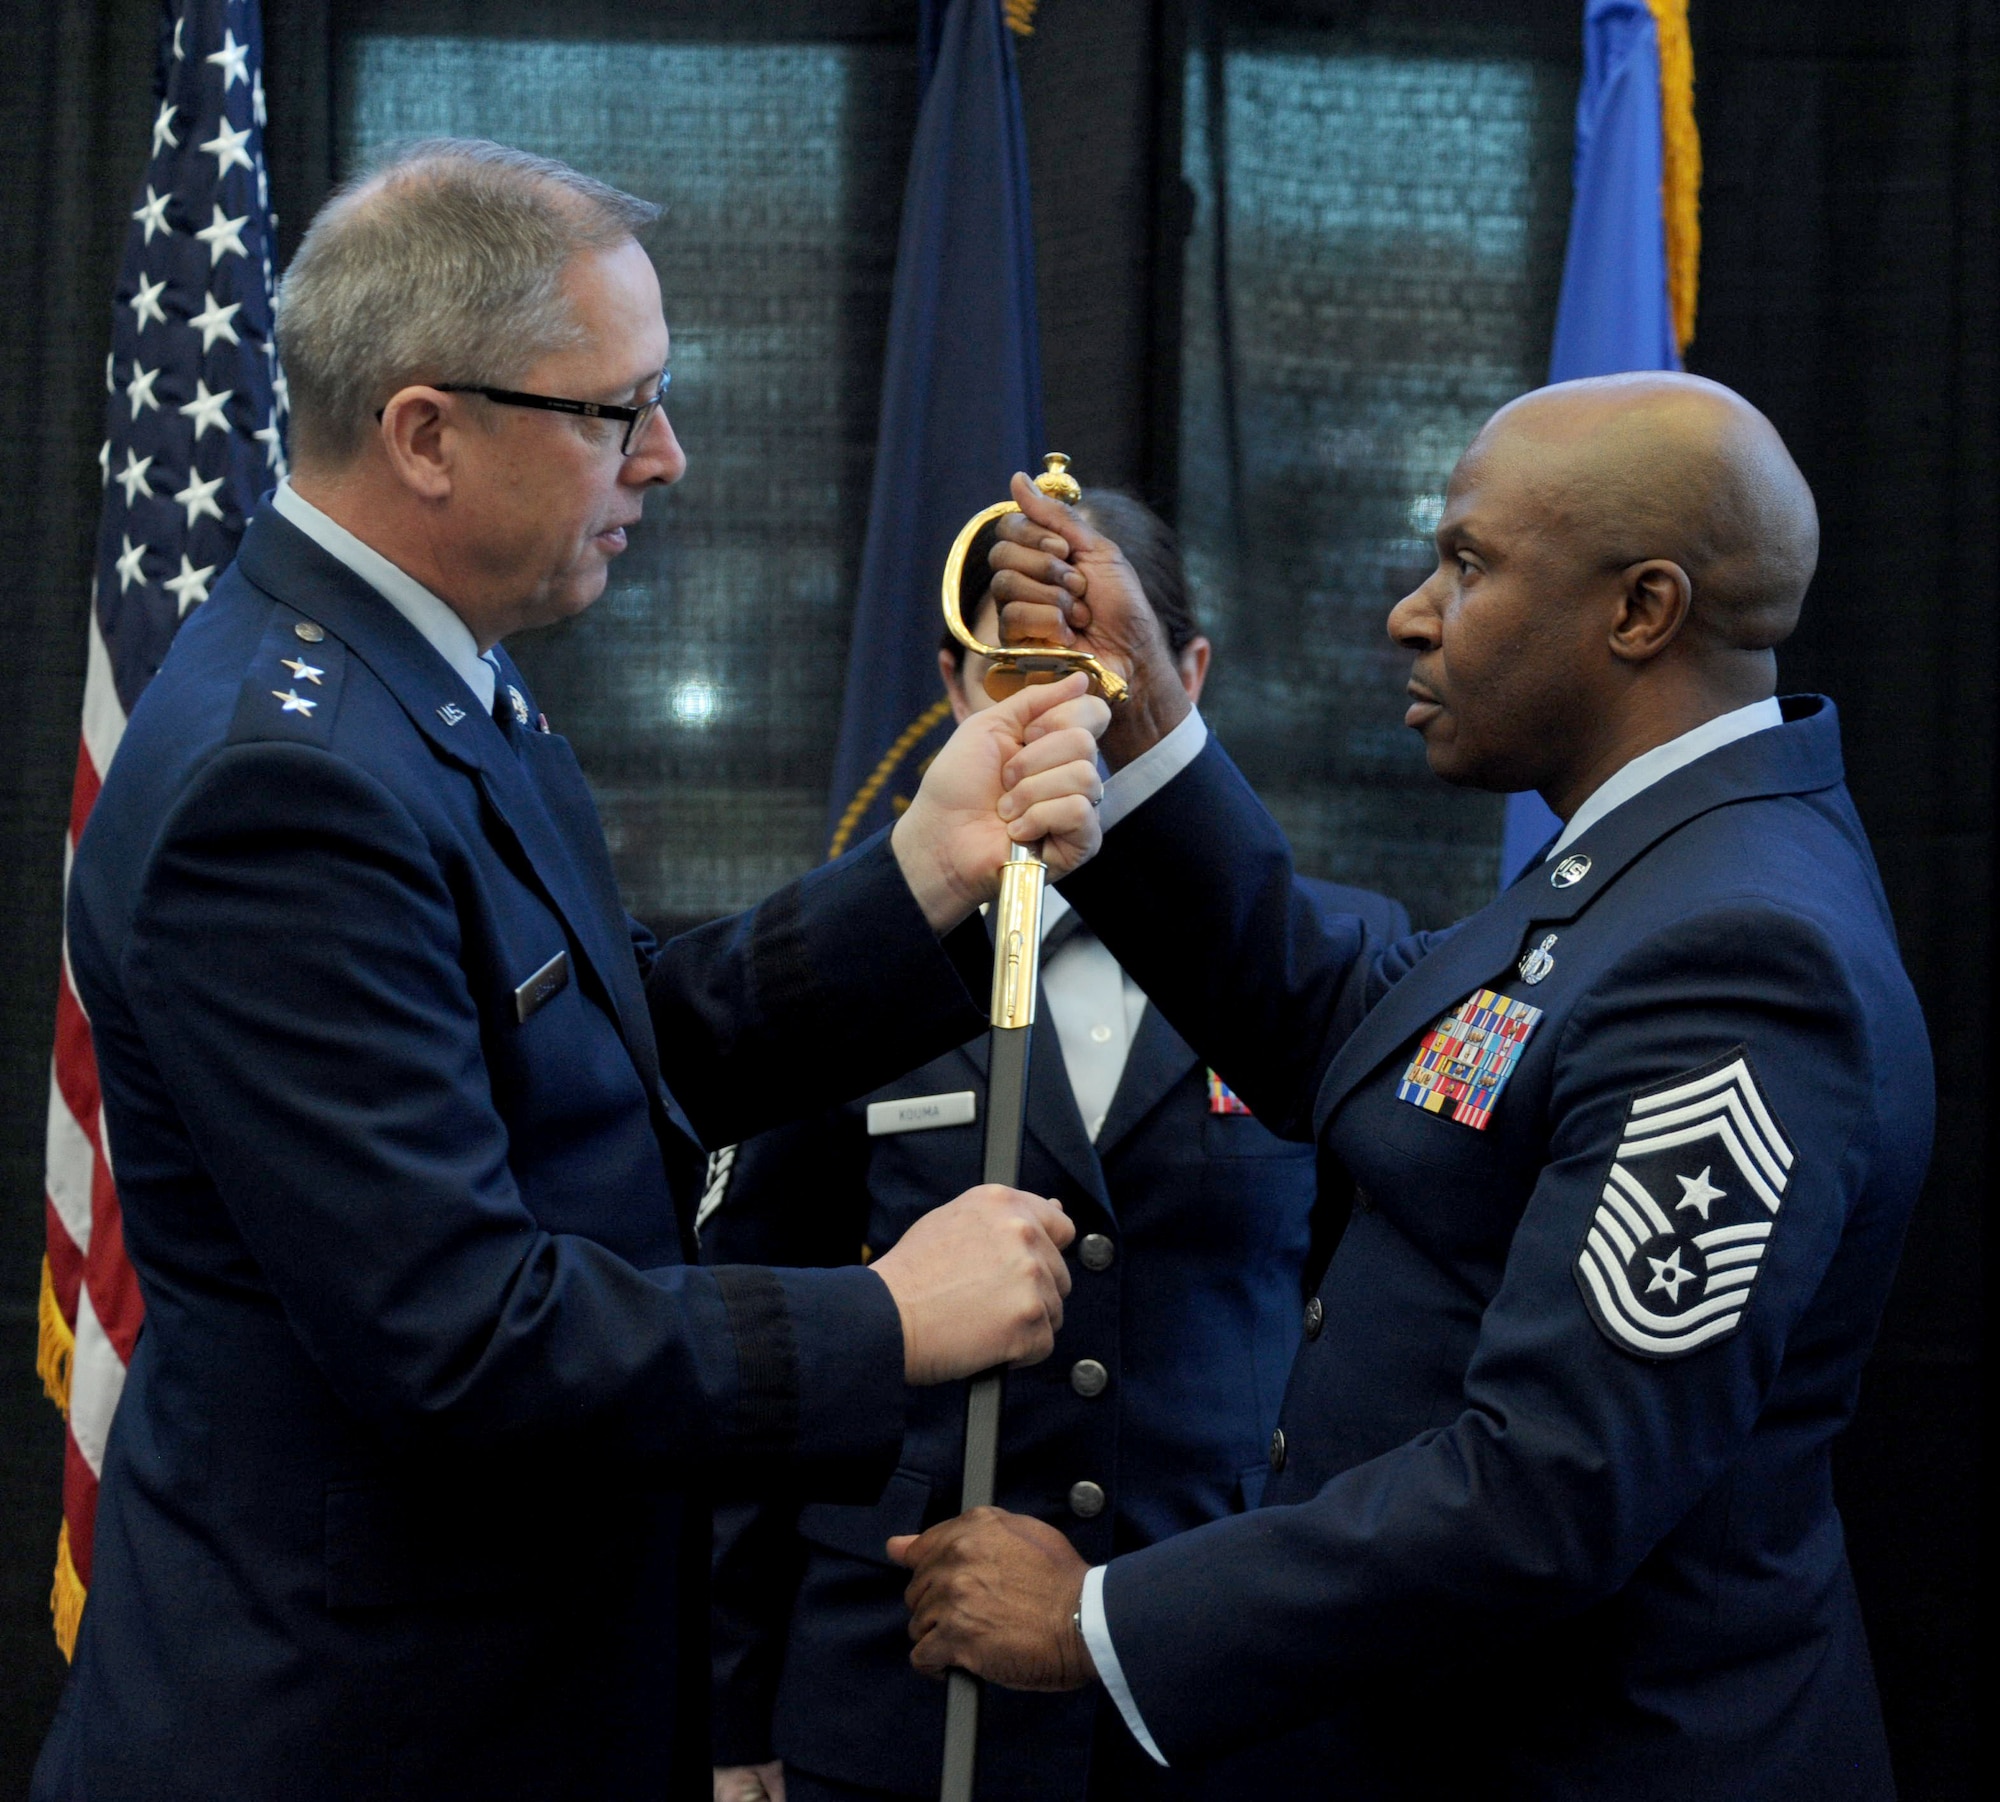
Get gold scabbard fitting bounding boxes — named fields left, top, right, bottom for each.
left=989, top=846, right=1046, bottom=1029
left=942, top=454, right=1130, bottom=706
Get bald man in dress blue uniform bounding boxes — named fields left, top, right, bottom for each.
left=892, top=373, right=1933, bottom=1801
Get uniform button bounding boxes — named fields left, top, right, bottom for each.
left=294, top=621, right=325, bottom=643
left=1303, top=1297, right=1324, bottom=1340
left=1070, top=1358, right=1109, bottom=1398
left=1268, top=1428, right=1287, bottom=1474
left=1068, top=1480, right=1106, bottom=1519
left=1078, top=1233, right=1115, bottom=1272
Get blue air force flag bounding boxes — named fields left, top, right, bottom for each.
left=1575, top=1050, right=1795, bottom=1360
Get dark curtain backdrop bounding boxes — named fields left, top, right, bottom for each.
left=0, top=2, right=1987, bottom=1796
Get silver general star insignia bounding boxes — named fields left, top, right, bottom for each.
left=1574, top=1049, right=1795, bottom=1359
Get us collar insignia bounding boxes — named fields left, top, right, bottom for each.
left=1397, top=987, right=1544, bottom=1130
left=1551, top=852, right=1592, bottom=888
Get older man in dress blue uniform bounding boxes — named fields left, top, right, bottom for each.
left=893, top=373, right=1933, bottom=1802
left=705, top=494, right=1409, bottom=1802
left=34, top=140, right=1110, bottom=1802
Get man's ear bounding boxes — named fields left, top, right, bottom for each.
left=1176, top=635, right=1212, bottom=705
left=1609, top=559, right=1692, bottom=664
left=377, top=386, right=458, bottom=502
left=937, top=648, right=974, bottom=723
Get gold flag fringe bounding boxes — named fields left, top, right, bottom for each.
left=1645, top=0, right=1701, bottom=353
left=1004, top=0, right=1039, bottom=37
left=51, top=1521, right=86, bottom=1661
left=828, top=697, right=954, bottom=860
left=37, top=1255, right=74, bottom=1414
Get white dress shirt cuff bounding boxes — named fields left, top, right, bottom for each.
left=1081, top=1563, right=1169, bottom=1767
left=1097, top=706, right=1208, bottom=834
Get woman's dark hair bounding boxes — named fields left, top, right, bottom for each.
left=944, top=488, right=1200, bottom=663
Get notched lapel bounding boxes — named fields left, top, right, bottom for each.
left=951, top=1007, right=1112, bottom=1211
left=1095, top=1002, right=1200, bottom=1159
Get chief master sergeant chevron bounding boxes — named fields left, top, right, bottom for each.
left=894, top=372, right=1934, bottom=1800
left=34, top=140, right=1113, bottom=1802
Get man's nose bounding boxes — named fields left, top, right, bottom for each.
left=624, top=409, right=686, bottom=487
left=1386, top=573, right=1443, bottom=650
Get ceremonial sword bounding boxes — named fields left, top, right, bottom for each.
left=935, top=456, right=1125, bottom=1802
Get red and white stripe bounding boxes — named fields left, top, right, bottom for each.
left=43, top=600, right=144, bottom=1629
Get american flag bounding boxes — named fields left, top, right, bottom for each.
left=38, top=0, right=285, bottom=1658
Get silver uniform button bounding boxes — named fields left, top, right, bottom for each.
left=1067, top=1480, right=1106, bottom=1519
left=294, top=620, right=325, bottom=643
left=1303, top=1296, right=1324, bottom=1341
left=1078, top=1233, right=1114, bottom=1272
left=1070, top=1358, right=1109, bottom=1399
left=1269, top=1428, right=1287, bottom=1473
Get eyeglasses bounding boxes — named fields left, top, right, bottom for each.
left=432, top=371, right=671, bottom=456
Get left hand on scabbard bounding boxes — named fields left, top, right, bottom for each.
left=891, top=674, right=1110, bottom=932
left=888, top=1507, right=1096, bottom=1692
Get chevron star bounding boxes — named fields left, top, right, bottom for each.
left=206, top=28, right=250, bottom=89
left=129, top=272, right=169, bottom=332
left=271, top=687, right=317, bottom=715
left=173, top=469, right=227, bottom=530
left=125, top=362, right=162, bottom=420
left=1674, top=1165, right=1727, bottom=1221
left=114, top=447, right=156, bottom=506
left=151, top=97, right=180, bottom=156
left=165, top=554, right=217, bottom=615
left=114, top=534, right=150, bottom=593
left=195, top=203, right=249, bottom=265
left=179, top=379, right=234, bottom=439
left=188, top=290, right=242, bottom=351
left=1645, top=1244, right=1695, bottom=1304
left=252, top=414, right=286, bottom=472
left=132, top=184, right=173, bottom=244
left=199, top=118, right=254, bottom=180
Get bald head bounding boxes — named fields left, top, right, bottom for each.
left=1468, top=372, right=1819, bottom=651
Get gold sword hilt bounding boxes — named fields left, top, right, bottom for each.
left=988, top=840, right=1046, bottom=1029
left=941, top=453, right=1130, bottom=706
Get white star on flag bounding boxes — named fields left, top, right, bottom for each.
left=199, top=119, right=254, bottom=181
left=270, top=363, right=289, bottom=415
left=253, top=415, right=286, bottom=472
left=114, top=448, right=155, bottom=506
left=114, top=534, right=149, bottom=593
left=1674, top=1165, right=1726, bottom=1221
left=179, top=380, right=234, bottom=440
left=195, top=204, right=249, bottom=265
left=151, top=98, right=180, bottom=156
left=164, top=554, right=217, bottom=615
left=272, top=687, right=317, bottom=715
left=125, top=363, right=162, bottom=420
left=188, top=291, right=242, bottom=351
left=132, top=185, right=173, bottom=244
left=98, top=439, right=111, bottom=486
left=129, top=274, right=169, bottom=333
left=206, top=29, right=250, bottom=90
left=171, top=13, right=183, bottom=59
left=253, top=69, right=267, bottom=128
left=173, top=470, right=227, bottom=529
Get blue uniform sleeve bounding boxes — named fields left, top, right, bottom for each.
left=1059, top=737, right=1433, bottom=1140
left=1094, top=901, right=1894, bottom=1764
left=702, top=1106, right=876, bottom=1764
left=122, top=742, right=905, bottom=1489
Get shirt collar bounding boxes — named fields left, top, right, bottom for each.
left=272, top=480, right=495, bottom=712
left=1547, top=696, right=1785, bottom=860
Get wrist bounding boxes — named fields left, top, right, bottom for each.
left=1064, top=1578, right=1097, bottom=1685
left=889, top=809, right=977, bottom=935
left=1102, top=667, right=1191, bottom=771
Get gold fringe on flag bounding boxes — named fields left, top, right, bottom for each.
left=1004, top=0, right=1039, bottom=37
left=828, top=698, right=954, bottom=860
left=37, top=1255, right=74, bottom=1414
left=1645, top=0, right=1701, bottom=353
left=51, top=1521, right=86, bottom=1661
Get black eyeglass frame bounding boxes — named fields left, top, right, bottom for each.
left=429, top=372, right=671, bottom=455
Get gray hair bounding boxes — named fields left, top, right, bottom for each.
left=275, top=138, right=661, bottom=465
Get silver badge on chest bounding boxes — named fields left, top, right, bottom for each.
left=1517, top=933, right=1557, bottom=984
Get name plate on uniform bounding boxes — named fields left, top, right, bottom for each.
left=867, top=1091, right=977, bottom=1136
left=513, top=950, right=570, bottom=1023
